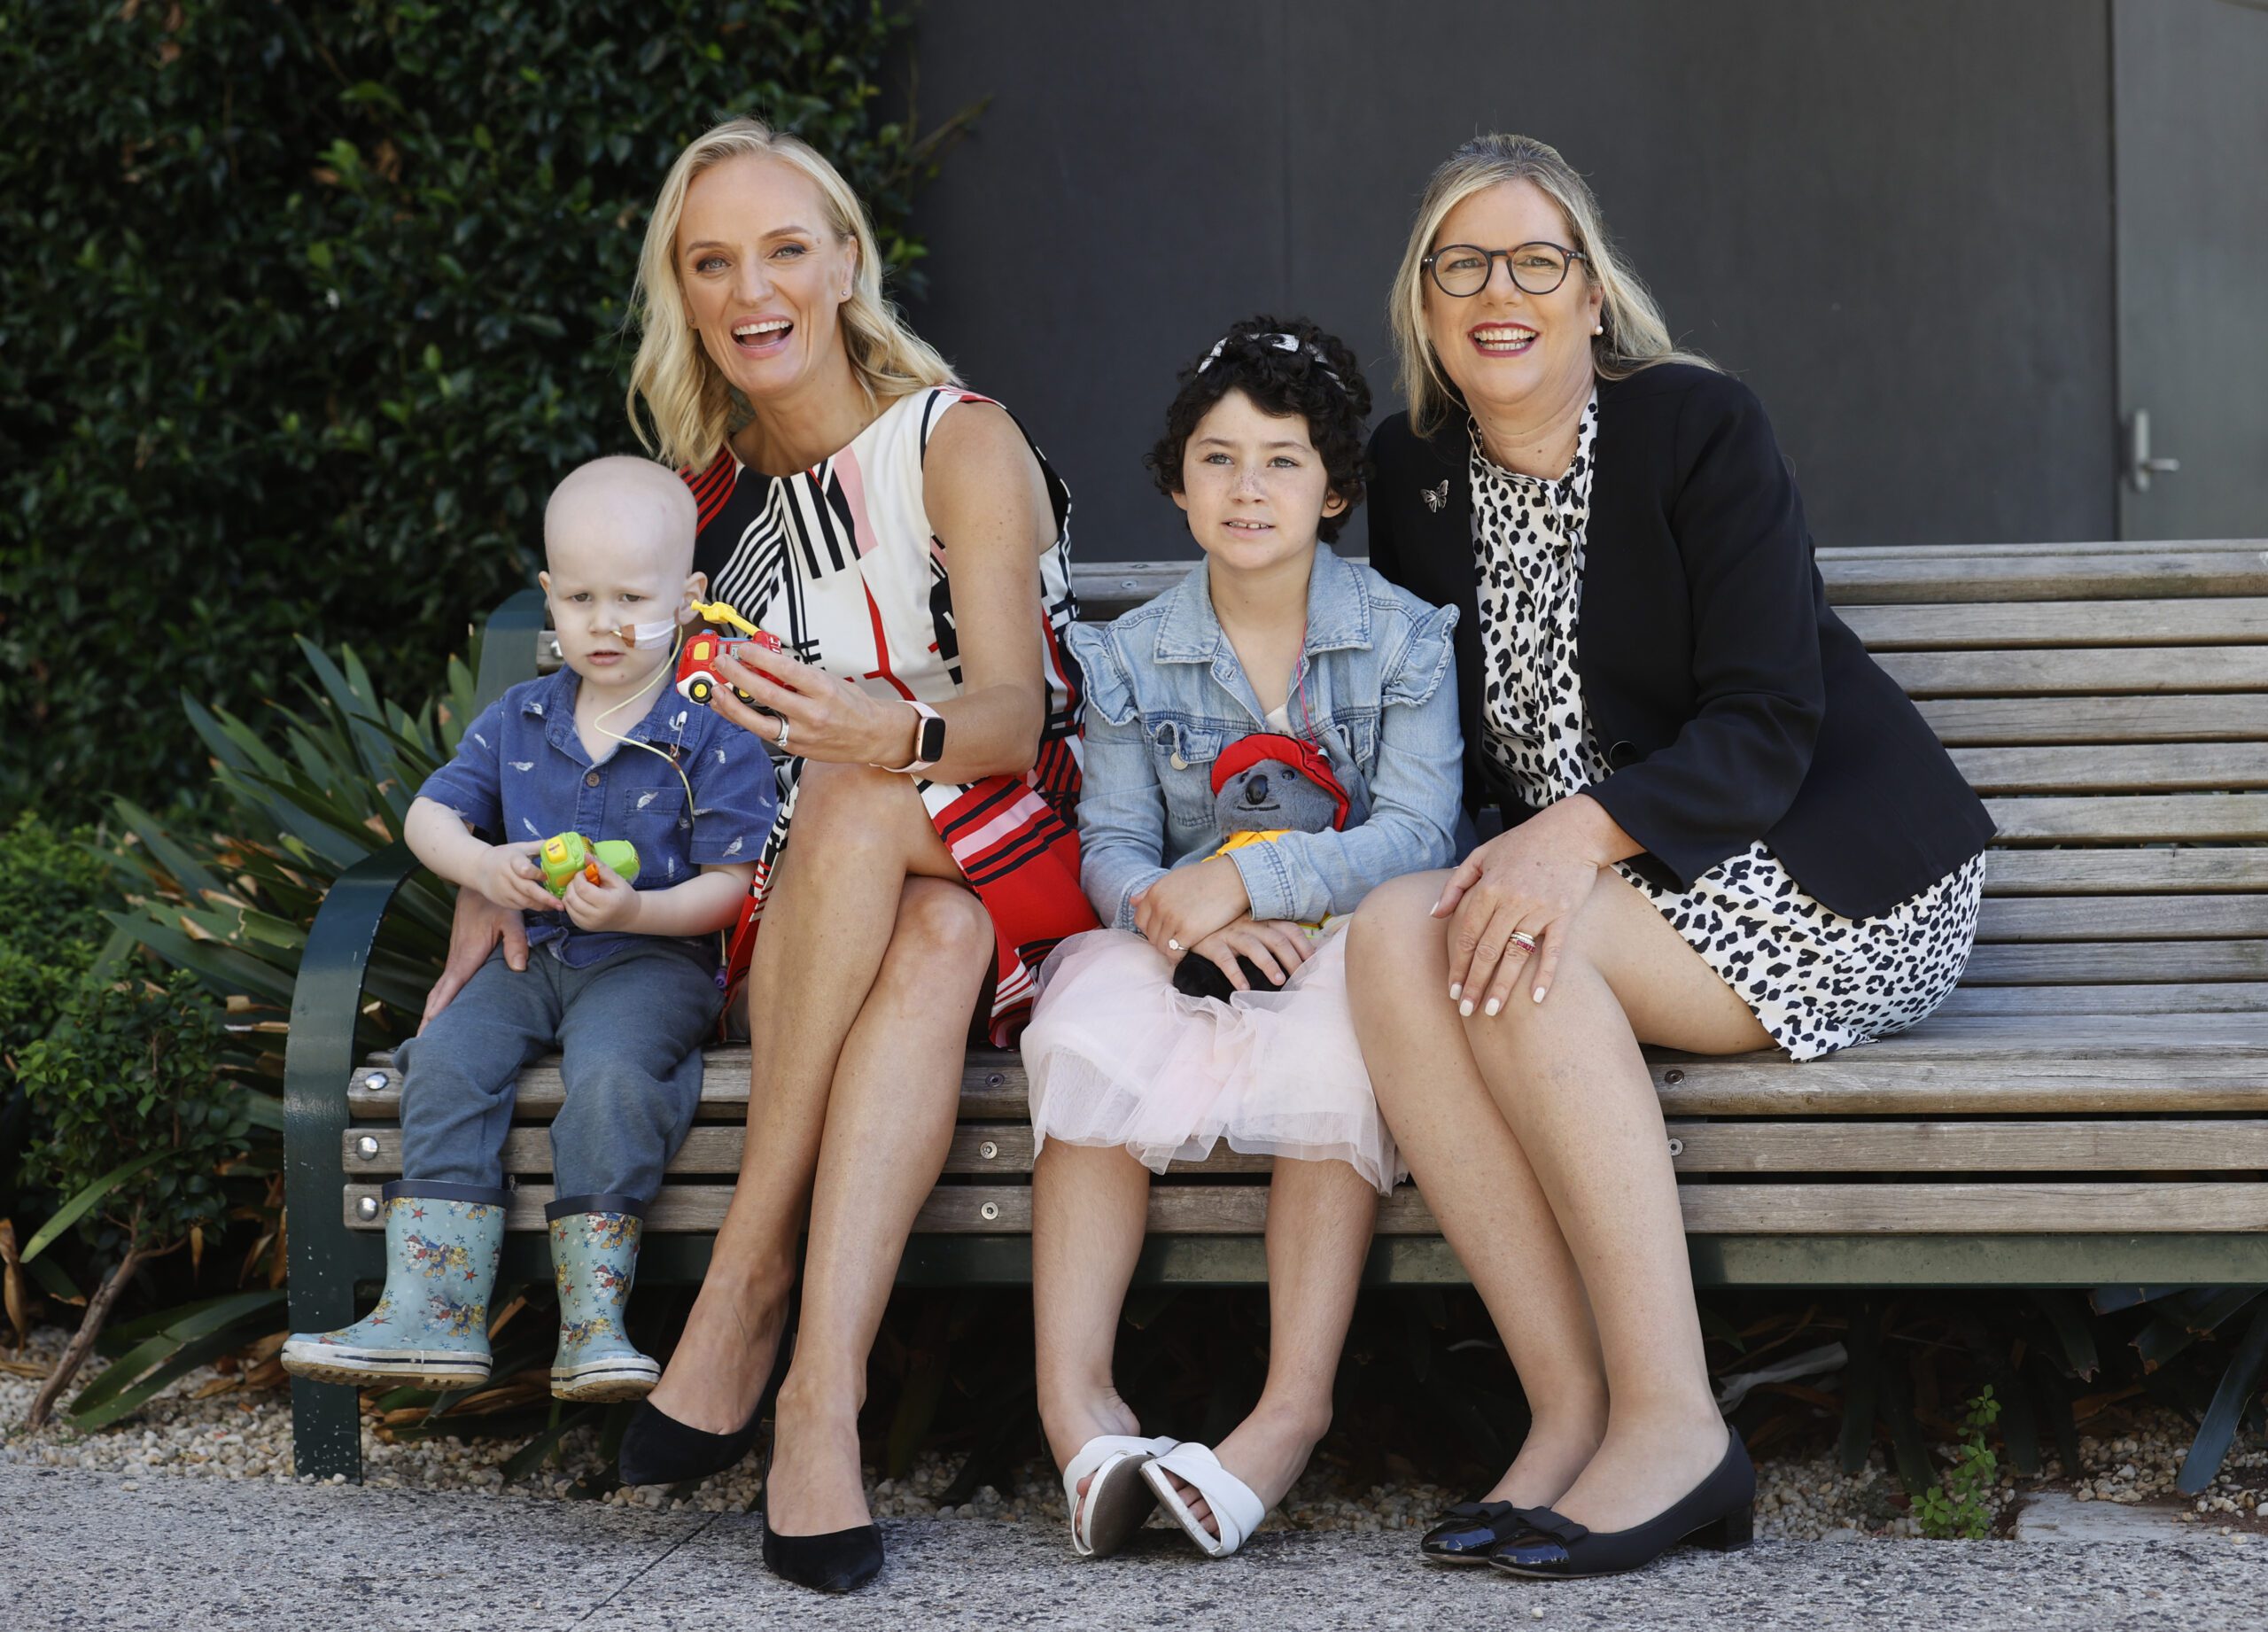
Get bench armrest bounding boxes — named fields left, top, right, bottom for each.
left=473, top=586, right=548, bottom=710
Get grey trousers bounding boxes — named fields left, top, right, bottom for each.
left=396, top=940, right=721, bottom=1202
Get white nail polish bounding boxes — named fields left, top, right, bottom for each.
left=1533, top=987, right=1546, bottom=1003
left=1449, top=983, right=1461, bottom=1001
left=1458, top=999, right=1474, bottom=1017
left=1484, top=998, right=1501, bottom=1017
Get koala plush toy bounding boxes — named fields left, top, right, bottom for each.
left=1170, top=731, right=1353, bottom=1004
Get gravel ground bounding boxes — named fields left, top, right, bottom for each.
left=16, top=1463, right=2268, bottom=1632
left=6, top=1324, right=2264, bottom=1543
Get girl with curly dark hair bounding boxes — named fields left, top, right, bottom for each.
left=1020, top=316, right=1465, bottom=1559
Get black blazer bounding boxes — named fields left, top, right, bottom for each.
left=1366, top=363, right=1995, bottom=924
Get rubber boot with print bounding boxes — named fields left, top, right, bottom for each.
left=280, top=1181, right=506, bottom=1391
left=547, top=1196, right=663, bottom=1403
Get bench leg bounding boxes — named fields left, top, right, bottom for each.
left=284, top=846, right=426, bottom=1481
left=284, top=1016, right=368, bottom=1481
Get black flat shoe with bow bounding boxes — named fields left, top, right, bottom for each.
left=1420, top=1499, right=1538, bottom=1565
left=1486, top=1431, right=1754, bottom=1580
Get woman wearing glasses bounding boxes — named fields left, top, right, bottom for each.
left=1346, top=135, right=1994, bottom=1579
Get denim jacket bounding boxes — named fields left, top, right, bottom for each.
left=1068, top=547, right=1464, bottom=931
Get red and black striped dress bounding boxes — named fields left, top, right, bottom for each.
left=681, top=386, right=1095, bottom=1044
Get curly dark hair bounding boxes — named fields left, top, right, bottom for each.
left=1145, top=315, right=1372, bottom=543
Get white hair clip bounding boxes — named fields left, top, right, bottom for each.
left=1197, top=330, right=1342, bottom=385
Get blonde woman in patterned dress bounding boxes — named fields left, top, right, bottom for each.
left=1348, top=136, right=1996, bottom=1580
left=423, top=118, right=1092, bottom=1594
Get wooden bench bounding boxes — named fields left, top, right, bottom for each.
left=284, top=540, right=2268, bottom=1479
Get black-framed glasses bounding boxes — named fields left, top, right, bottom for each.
left=1424, top=241, right=1588, bottom=298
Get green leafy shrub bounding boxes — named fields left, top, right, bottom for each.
left=1912, top=1386, right=2000, bottom=1538
left=0, top=811, right=130, bottom=1263
left=0, top=812, right=122, bottom=1078
left=1, top=0, right=967, bottom=823
left=16, top=968, right=263, bottom=1425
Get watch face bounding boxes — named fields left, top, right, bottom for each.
left=916, top=713, right=948, bottom=764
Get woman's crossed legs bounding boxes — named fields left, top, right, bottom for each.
left=645, top=761, right=993, bottom=1536
left=1346, top=866, right=1769, bottom=1533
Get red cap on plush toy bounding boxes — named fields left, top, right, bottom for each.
left=1209, top=732, right=1352, bottom=831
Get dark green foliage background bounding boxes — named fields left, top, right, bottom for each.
left=1, top=0, right=944, bottom=822
left=16, top=968, right=251, bottom=1261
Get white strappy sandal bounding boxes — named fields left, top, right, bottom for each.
left=1141, top=1442, right=1270, bottom=1558
left=1061, top=1434, right=1179, bottom=1558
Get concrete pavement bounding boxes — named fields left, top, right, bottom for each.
left=11, top=1463, right=2264, bottom=1631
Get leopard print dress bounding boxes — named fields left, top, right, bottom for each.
left=1469, top=396, right=1983, bottom=1060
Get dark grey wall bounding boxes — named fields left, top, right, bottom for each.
left=897, top=0, right=2118, bottom=560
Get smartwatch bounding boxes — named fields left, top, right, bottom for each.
left=880, top=700, right=945, bottom=774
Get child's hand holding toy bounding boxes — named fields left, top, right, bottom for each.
left=561, top=852, right=642, bottom=933
left=476, top=841, right=562, bottom=916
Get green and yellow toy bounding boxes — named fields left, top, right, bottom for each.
left=538, top=832, right=641, bottom=897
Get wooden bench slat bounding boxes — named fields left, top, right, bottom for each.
left=1821, top=540, right=2268, bottom=560
left=1880, top=649, right=2268, bottom=697
left=1934, top=982, right=2268, bottom=1015
left=1984, top=850, right=2268, bottom=895
left=345, top=1117, right=2268, bottom=1180
left=346, top=1181, right=2268, bottom=1235
left=1843, top=597, right=2268, bottom=650
left=1961, top=938, right=2268, bottom=983
left=347, top=1013, right=2268, bottom=1123
left=1920, top=695, right=2268, bottom=746
left=1811, top=552, right=2268, bottom=605
left=1054, top=547, right=2268, bottom=625
left=1983, top=794, right=2268, bottom=843
left=1955, top=744, right=2268, bottom=795
left=1976, top=894, right=2268, bottom=942
left=1661, top=1120, right=2268, bottom=1173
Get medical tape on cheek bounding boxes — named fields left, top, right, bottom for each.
left=616, top=618, right=681, bottom=649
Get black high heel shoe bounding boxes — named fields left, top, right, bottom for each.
left=1420, top=1499, right=1539, bottom=1565
left=761, top=1480, right=884, bottom=1593
left=1485, top=1430, right=1754, bottom=1580
left=616, top=1320, right=794, bottom=1488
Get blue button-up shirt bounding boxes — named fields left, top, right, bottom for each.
left=1068, top=547, right=1464, bottom=931
left=418, top=664, right=779, bottom=968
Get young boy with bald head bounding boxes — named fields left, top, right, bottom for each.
left=283, top=456, right=776, bottom=1404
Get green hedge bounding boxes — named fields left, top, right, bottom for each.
left=1, top=0, right=959, bottom=822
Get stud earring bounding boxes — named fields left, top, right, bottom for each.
left=1593, top=323, right=1604, bottom=336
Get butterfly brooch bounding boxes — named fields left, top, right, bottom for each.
left=1420, top=479, right=1449, bottom=513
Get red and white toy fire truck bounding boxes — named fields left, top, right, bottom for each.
left=675, top=601, right=784, bottom=708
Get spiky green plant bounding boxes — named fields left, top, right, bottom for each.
left=104, top=634, right=485, bottom=1060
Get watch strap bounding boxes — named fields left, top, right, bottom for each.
left=878, top=700, right=944, bottom=774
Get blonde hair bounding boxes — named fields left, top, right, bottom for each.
left=1388, top=133, right=1714, bottom=436
left=625, top=117, right=956, bottom=469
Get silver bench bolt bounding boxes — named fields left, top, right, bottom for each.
left=979, top=1140, right=999, bottom=1161
left=985, top=1072, right=1005, bottom=1089
left=978, top=1201, right=1001, bottom=1222
left=354, top=1135, right=380, bottom=1161
left=355, top=1196, right=380, bottom=1221
left=362, top=1071, right=389, bottom=1092
left=1666, top=1138, right=1685, bottom=1158
left=1662, top=1069, right=1685, bottom=1085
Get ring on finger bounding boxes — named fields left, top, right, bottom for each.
left=1167, top=938, right=1182, bottom=952
left=1509, top=930, right=1539, bottom=955
left=772, top=714, right=791, bottom=751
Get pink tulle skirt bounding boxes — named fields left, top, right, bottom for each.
left=1020, top=925, right=1402, bottom=1194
